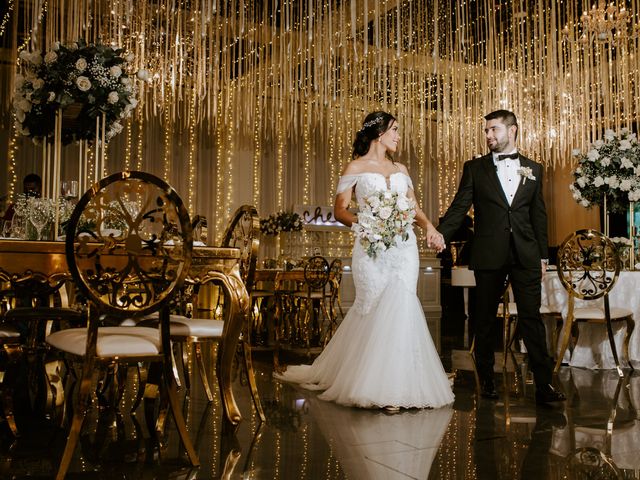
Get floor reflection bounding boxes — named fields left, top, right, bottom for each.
left=3, top=350, right=640, bottom=479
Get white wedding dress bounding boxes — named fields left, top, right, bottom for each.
left=275, top=172, right=454, bottom=409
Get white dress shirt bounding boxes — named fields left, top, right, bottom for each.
left=492, top=150, right=520, bottom=206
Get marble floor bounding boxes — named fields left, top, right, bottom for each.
left=1, top=343, right=639, bottom=480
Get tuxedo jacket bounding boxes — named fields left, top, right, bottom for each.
left=437, top=153, right=548, bottom=270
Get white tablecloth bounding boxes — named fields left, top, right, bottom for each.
left=541, top=270, right=640, bottom=369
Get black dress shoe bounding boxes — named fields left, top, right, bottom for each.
left=480, top=380, right=498, bottom=399
left=535, top=384, right=566, bottom=404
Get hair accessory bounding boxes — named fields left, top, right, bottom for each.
left=360, top=116, right=383, bottom=131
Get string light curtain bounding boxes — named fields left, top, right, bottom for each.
left=3, top=0, right=640, bottom=217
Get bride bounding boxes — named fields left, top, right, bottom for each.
left=275, top=111, right=454, bottom=410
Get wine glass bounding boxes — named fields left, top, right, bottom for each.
left=30, top=208, right=49, bottom=241
left=62, top=180, right=79, bottom=200
left=10, top=216, right=25, bottom=239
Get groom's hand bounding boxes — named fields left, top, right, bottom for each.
left=426, top=227, right=445, bottom=253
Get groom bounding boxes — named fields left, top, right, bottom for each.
left=435, top=110, right=565, bottom=404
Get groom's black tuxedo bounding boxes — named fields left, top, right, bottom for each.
left=437, top=153, right=548, bottom=269
left=438, top=152, right=554, bottom=387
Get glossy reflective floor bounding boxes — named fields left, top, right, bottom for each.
left=2, top=342, right=640, bottom=479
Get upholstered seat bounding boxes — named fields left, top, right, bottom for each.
left=47, top=326, right=161, bottom=357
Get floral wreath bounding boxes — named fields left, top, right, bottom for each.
left=260, top=211, right=304, bottom=236
left=13, top=39, right=140, bottom=145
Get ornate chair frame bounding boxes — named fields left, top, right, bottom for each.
left=554, top=229, right=634, bottom=378
left=46, top=171, right=199, bottom=478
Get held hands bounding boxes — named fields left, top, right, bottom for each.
left=426, top=225, right=445, bottom=253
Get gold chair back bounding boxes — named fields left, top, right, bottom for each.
left=304, top=256, right=330, bottom=291
left=557, top=229, right=620, bottom=301
left=66, top=170, right=192, bottom=318
left=221, top=205, right=260, bottom=294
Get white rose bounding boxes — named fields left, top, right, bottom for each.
left=621, top=157, right=635, bottom=169
left=17, top=99, right=32, bottom=112
left=593, top=176, right=605, bottom=187
left=604, top=129, right=615, bottom=141
left=48, top=91, right=56, bottom=102
left=606, top=176, right=620, bottom=189
left=587, top=149, right=600, bottom=161
left=581, top=199, right=590, bottom=207
left=128, top=97, right=138, bottom=108
left=572, top=191, right=581, bottom=201
left=109, top=65, right=122, bottom=78
left=32, top=78, right=44, bottom=90
left=52, top=41, right=60, bottom=51
left=576, top=177, right=587, bottom=188
left=396, top=196, right=409, bottom=211
left=121, top=77, right=132, bottom=86
left=75, top=58, right=87, bottom=72
left=620, top=179, right=633, bottom=191
left=76, top=76, right=91, bottom=92
left=112, top=122, right=123, bottom=133
left=594, top=139, right=604, bottom=148
left=600, top=157, right=611, bottom=167
left=125, top=53, right=135, bottom=62
left=620, top=139, right=632, bottom=150
left=378, top=206, right=392, bottom=220
left=572, top=149, right=582, bottom=157
left=14, top=74, right=25, bottom=90
left=30, top=53, right=42, bottom=65
left=44, top=51, right=57, bottom=64
left=69, top=42, right=79, bottom=51
left=136, top=69, right=150, bottom=81
left=20, top=126, right=30, bottom=136
left=107, top=91, right=119, bottom=104
left=19, top=50, right=30, bottom=61
left=15, top=110, right=25, bottom=122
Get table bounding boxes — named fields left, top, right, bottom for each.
left=0, top=239, right=249, bottom=424
left=542, top=269, right=640, bottom=370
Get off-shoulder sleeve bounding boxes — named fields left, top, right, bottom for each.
left=335, top=175, right=358, bottom=195
left=404, top=173, right=414, bottom=191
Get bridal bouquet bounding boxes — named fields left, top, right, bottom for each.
left=352, top=191, right=416, bottom=258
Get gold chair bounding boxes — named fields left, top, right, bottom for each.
left=45, top=171, right=199, bottom=479
left=293, top=256, right=331, bottom=349
left=325, top=258, right=344, bottom=339
left=168, top=205, right=265, bottom=423
left=554, top=229, right=634, bottom=378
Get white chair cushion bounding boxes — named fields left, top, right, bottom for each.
left=46, top=326, right=161, bottom=357
left=574, top=306, right=633, bottom=321
left=169, top=317, right=224, bottom=338
left=120, top=313, right=224, bottom=338
left=0, top=324, right=20, bottom=338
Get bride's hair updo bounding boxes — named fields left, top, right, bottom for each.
left=352, top=111, right=397, bottom=159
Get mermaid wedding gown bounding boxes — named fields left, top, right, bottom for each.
left=275, top=172, right=454, bottom=409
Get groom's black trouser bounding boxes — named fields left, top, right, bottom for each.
left=472, top=242, right=554, bottom=387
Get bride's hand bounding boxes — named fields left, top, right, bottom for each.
left=426, top=226, right=445, bottom=253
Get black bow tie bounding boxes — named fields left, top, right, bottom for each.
left=497, top=153, right=519, bottom=161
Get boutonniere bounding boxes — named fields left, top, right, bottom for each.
left=517, top=166, right=536, bottom=184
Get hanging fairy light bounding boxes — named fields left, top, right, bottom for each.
left=5, top=0, right=640, bottom=218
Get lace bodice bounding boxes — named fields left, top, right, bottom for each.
left=335, top=171, right=418, bottom=316
left=336, top=172, right=414, bottom=205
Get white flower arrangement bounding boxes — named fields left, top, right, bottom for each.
left=570, top=129, right=640, bottom=213
left=517, top=166, right=536, bottom=184
left=13, top=39, right=139, bottom=145
left=351, top=190, right=416, bottom=258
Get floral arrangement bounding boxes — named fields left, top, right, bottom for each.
left=351, top=190, right=416, bottom=258
left=13, top=39, right=140, bottom=145
left=13, top=195, right=74, bottom=239
left=570, top=129, right=640, bottom=214
left=260, top=211, right=304, bottom=236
